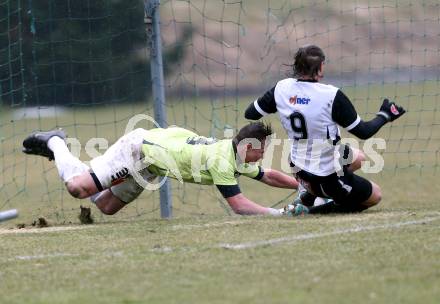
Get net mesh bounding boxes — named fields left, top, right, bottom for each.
left=1, top=0, right=439, bottom=223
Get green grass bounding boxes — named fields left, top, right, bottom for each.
left=1, top=81, right=439, bottom=223
left=1, top=81, right=440, bottom=303
left=1, top=210, right=440, bottom=304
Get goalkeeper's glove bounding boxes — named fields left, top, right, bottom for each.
left=278, top=203, right=309, bottom=217
left=377, top=98, right=406, bottom=122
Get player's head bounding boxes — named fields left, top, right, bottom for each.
left=233, top=122, right=273, bottom=162
left=293, top=44, right=325, bottom=81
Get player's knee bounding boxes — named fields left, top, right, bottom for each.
left=98, top=205, right=118, bottom=215
left=66, top=181, right=89, bottom=199
left=372, top=183, right=382, bottom=205
left=97, top=201, right=123, bottom=215
left=365, top=183, right=382, bottom=207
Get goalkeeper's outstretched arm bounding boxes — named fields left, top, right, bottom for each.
left=224, top=193, right=307, bottom=217
left=225, top=193, right=281, bottom=216
left=259, top=168, right=298, bottom=189
left=215, top=169, right=298, bottom=216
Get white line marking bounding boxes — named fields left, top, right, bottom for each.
left=220, top=216, right=440, bottom=250
left=9, top=251, right=124, bottom=262
left=170, top=220, right=247, bottom=231
left=151, top=246, right=173, bottom=253
left=14, top=253, right=80, bottom=261
left=0, top=226, right=92, bottom=235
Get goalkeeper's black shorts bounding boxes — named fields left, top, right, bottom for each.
left=294, top=166, right=373, bottom=208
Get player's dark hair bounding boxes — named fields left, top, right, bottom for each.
left=292, top=45, right=325, bottom=79
left=233, top=122, right=273, bottom=145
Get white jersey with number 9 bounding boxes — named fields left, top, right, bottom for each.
left=274, top=79, right=341, bottom=176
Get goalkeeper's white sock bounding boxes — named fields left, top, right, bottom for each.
left=48, top=136, right=89, bottom=182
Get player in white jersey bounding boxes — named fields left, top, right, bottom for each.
left=245, top=45, right=406, bottom=214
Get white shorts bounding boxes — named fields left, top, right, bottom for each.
left=90, top=128, right=157, bottom=203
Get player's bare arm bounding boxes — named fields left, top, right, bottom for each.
left=224, top=193, right=307, bottom=216
left=225, top=193, right=275, bottom=215
left=259, top=168, right=298, bottom=189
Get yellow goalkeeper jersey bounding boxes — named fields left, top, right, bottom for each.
left=141, top=127, right=260, bottom=185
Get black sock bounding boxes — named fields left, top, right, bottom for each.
left=309, top=201, right=368, bottom=214
left=308, top=201, right=340, bottom=214
left=300, top=192, right=317, bottom=207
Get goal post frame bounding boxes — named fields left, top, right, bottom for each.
left=145, top=0, right=172, bottom=219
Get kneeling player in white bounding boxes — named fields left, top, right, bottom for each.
left=23, top=122, right=307, bottom=217
left=245, top=45, right=406, bottom=214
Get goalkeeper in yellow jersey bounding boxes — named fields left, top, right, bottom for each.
left=23, top=122, right=306, bottom=216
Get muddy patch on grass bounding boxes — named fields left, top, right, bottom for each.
left=79, top=206, right=94, bottom=224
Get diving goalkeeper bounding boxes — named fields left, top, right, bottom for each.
left=23, top=122, right=305, bottom=216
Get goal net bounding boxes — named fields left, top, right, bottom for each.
left=1, top=0, right=439, bottom=223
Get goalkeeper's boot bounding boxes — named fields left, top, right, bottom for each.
left=22, top=128, right=66, bottom=161
left=282, top=203, right=309, bottom=216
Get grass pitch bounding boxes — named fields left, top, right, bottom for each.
left=1, top=81, right=440, bottom=303
left=1, top=209, right=440, bottom=304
